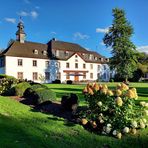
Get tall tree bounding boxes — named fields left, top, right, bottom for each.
left=103, top=8, right=138, bottom=82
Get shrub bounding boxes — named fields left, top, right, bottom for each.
left=14, top=82, right=31, bottom=96
left=23, top=84, right=48, bottom=98
left=81, top=83, right=148, bottom=139
left=52, top=79, right=61, bottom=84
left=0, top=76, right=17, bottom=95
left=31, top=84, right=48, bottom=90
left=67, top=80, right=73, bottom=84
left=23, top=85, right=56, bottom=105
left=35, top=88, right=56, bottom=104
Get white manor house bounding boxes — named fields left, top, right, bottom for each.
left=0, top=21, right=110, bottom=83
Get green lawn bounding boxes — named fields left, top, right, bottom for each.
left=0, top=82, right=148, bottom=148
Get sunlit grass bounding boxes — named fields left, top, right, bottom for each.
left=0, top=82, right=147, bottom=147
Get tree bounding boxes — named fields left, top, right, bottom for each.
left=103, top=8, right=138, bottom=82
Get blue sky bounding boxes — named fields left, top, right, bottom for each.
left=0, top=0, right=148, bottom=57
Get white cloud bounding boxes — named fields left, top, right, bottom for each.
left=96, top=27, right=109, bottom=33
left=18, top=11, right=29, bottom=16
left=50, top=32, right=57, bottom=35
left=18, top=10, right=38, bottom=19
left=30, top=11, right=38, bottom=19
left=100, top=41, right=105, bottom=46
left=73, top=32, right=90, bottom=40
left=137, top=46, right=148, bottom=53
left=5, top=18, right=16, bottom=24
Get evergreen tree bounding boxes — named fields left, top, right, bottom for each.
left=103, top=8, right=138, bottom=82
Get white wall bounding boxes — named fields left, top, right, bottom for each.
left=58, top=53, right=110, bottom=82
left=5, top=56, right=53, bottom=83
left=5, top=55, right=110, bottom=83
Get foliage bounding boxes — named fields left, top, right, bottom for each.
left=67, top=80, right=73, bottom=84
left=33, top=88, right=56, bottom=104
left=23, top=84, right=56, bottom=104
left=14, top=82, right=31, bottom=96
left=103, top=8, right=138, bottom=81
left=0, top=76, right=17, bottom=95
left=52, top=79, right=61, bottom=84
left=0, top=83, right=147, bottom=147
left=81, top=83, right=148, bottom=139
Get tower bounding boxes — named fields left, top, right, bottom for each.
left=16, top=19, right=26, bottom=43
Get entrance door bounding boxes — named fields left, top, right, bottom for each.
left=74, top=73, right=79, bottom=81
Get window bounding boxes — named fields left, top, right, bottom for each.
left=33, top=72, right=38, bottom=80
left=100, top=58, right=104, bottom=62
left=55, top=50, right=59, bottom=56
left=75, top=55, right=78, bottom=58
left=97, top=73, right=100, bottom=79
left=33, top=60, right=37, bottom=66
left=98, top=65, right=101, bottom=71
left=65, top=51, right=69, bottom=56
left=89, top=54, right=93, bottom=60
left=103, top=73, right=106, bottom=79
left=66, top=73, right=70, bottom=79
left=17, top=72, right=23, bottom=79
left=45, top=61, right=49, bottom=67
left=75, top=63, right=78, bottom=68
left=90, top=73, right=93, bottom=79
left=94, top=57, right=97, bottom=60
left=45, top=72, right=50, bottom=80
left=0, top=58, right=4, bottom=67
left=104, top=65, right=106, bottom=70
left=83, top=73, right=86, bottom=79
left=43, top=50, right=47, bottom=56
left=90, top=64, right=93, bottom=69
left=83, top=64, right=86, bottom=69
left=18, top=59, right=23, bottom=66
left=57, top=62, right=60, bottom=68
left=34, top=49, right=38, bottom=54
left=57, top=72, right=61, bottom=79
left=66, top=63, right=70, bottom=68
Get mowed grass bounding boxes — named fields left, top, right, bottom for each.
left=0, top=82, right=148, bottom=148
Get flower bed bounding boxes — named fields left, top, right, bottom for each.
left=81, top=83, right=148, bottom=139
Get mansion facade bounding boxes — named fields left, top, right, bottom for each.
left=0, top=21, right=110, bottom=83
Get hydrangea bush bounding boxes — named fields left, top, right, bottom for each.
left=81, top=83, right=148, bottom=139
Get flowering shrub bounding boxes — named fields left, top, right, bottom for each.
left=81, top=83, right=148, bottom=139
left=0, top=77, right=17, bottom=95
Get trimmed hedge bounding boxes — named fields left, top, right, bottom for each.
left=14, top=82, right=31, bottom=96
left=35, top=88, right=56, bottom=104
left=23, top=84, right=56, bottom=105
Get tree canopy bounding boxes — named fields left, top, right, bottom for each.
left=103, top=8, right=138, bottom=81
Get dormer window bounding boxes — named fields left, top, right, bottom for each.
left=55, top=50, right=59, bottom=56
left=43, top=50, right=47, bottom=56
left=99, top=58, right=104, bottom=62
left=65, top=51, right=69, bottom=56
left=89, top=54, right=93, bottom=60
left=94, top=57, right=97, bottom=60
left=33, top=49, right=38, bottom=54
left=106, top=58, right=109, bottom=62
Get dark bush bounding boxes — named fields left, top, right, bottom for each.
left=52, top=79, right=61, bottom=84
left=23, top=87, right=56, bottom=105
left=33, top=88, right=56, bottom=104
left=61, top=93, right=78, bottom=112
left=67, top=80, right=73, bottom=84
left=14, top=82, right=31, bottom=96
